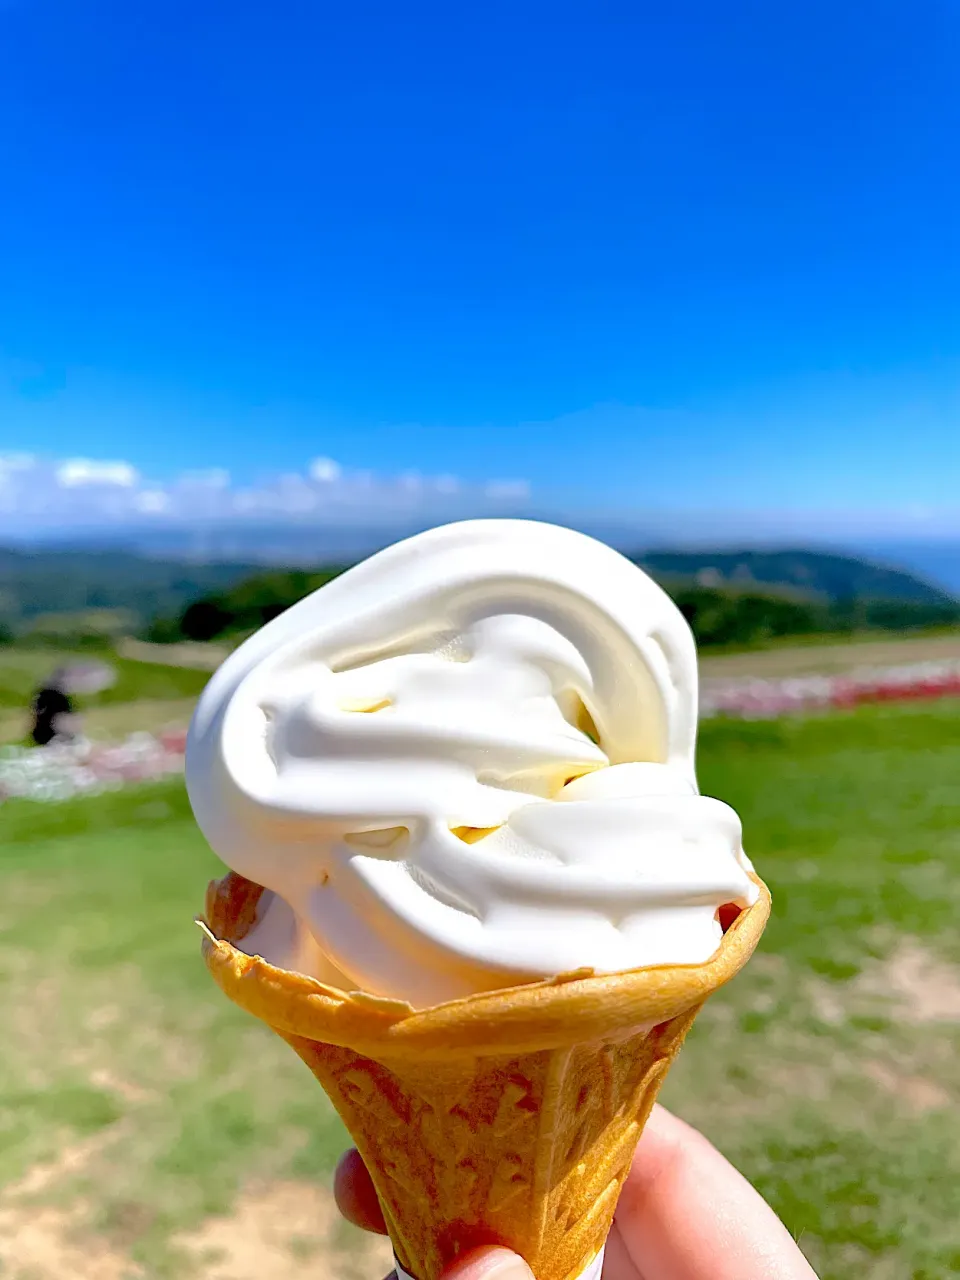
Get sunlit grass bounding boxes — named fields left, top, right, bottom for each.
left=2, top=700, right=960, bottom=1277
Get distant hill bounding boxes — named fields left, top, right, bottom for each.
left=0, top=547, right=255, bottom=633
left=0, top=542, right=956, bottom=650
left=636, top=548, right=956, bottom=605
left=157, top=547, right=960, bottom=651
left=861, top=541, right=960, bottom=596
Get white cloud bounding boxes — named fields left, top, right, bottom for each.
left=485, top=479, right=531, bottom=500
left=0, top=452, right=37, bottom=476
left=0, top=452, right=533, bottom=533
left=177, top=468, right=231, bottom=489
left=0, top=449, right=957, bottom=548
left=56, top=458, right=139, bottom=488
left=309, top=456, right=341, bottom=483
left=273, top=472, right=321, bottom=513
left=135, top=489, right=172, bottom=514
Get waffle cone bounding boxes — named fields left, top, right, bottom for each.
left=201, top=872, right=770, bottom=1280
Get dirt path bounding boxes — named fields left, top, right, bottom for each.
left=0, top=1141, right=392, bottom=1280
left=700, top=632, right=960, bottom=679
left=120, top=632, right=960, bottom=681
left=117, top=639, right=230, bottom=670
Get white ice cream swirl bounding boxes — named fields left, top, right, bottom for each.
left=187, top=519, right=757, bottom=1007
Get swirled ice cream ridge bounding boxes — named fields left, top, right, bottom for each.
left=187, top=519, right=758, bottom=1008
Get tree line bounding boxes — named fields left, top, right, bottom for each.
left=145, top=567, right=960, bottom=651
left=671, top=586, right=958, bottom=647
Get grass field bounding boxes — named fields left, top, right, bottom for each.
left=0, top=646, right=210, bottom=744
left=111, top=627, right=960, bottom=679
left=700, top=629, right=960, bottom=678
left=2, top=698, right=960, bottom=1278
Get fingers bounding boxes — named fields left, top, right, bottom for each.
left=602, top=1222, right=645, bottom=1280
left=381, top=1246, right=533, bottom=1280
left=337, top=1111, right=817, bottom=1280
left=335, top=1152, right=535, bottom=1280
left=334, top=1148, right=387, bottom=1235
left=442, top=1247, right=535, bottom=1280
left=614, top=1105, right=818, bottom=1280
left=333, top=1147, right=529, bottom=1280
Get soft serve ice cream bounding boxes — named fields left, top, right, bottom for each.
left=191, top=519, right=770, bottom=1280
left=187, top=519, right=757, bottom=1008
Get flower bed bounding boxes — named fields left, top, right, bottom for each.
left=4, top=658, right=960, bottom=802
left=701, top=659, right=960, bottom=719
left=0, top=730, right=187, bottom=803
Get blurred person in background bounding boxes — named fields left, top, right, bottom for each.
left=29, top=669, right=78, bottom=746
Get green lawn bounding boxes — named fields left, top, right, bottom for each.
left=0, top=645, right=211, bottom=709
left=0, top=644, right=210, bottom=743
left=671, top=703, right=960, bottom=1279
left=2, top=701, right=960, bottom=1278
left=0, top=783, right=382, bottom=1280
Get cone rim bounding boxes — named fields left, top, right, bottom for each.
left=199, top=870, right=770, bottom=1058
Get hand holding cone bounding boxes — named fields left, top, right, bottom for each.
left=200, top=871, right=770, bottom=1280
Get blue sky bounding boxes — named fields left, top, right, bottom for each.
left=1, top=0, right=958, bottom=538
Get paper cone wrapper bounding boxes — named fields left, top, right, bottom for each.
left=201, top=872, right=770, bottom=1280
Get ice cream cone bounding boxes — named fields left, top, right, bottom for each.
left=200, top=871, right=770, bottom=1280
